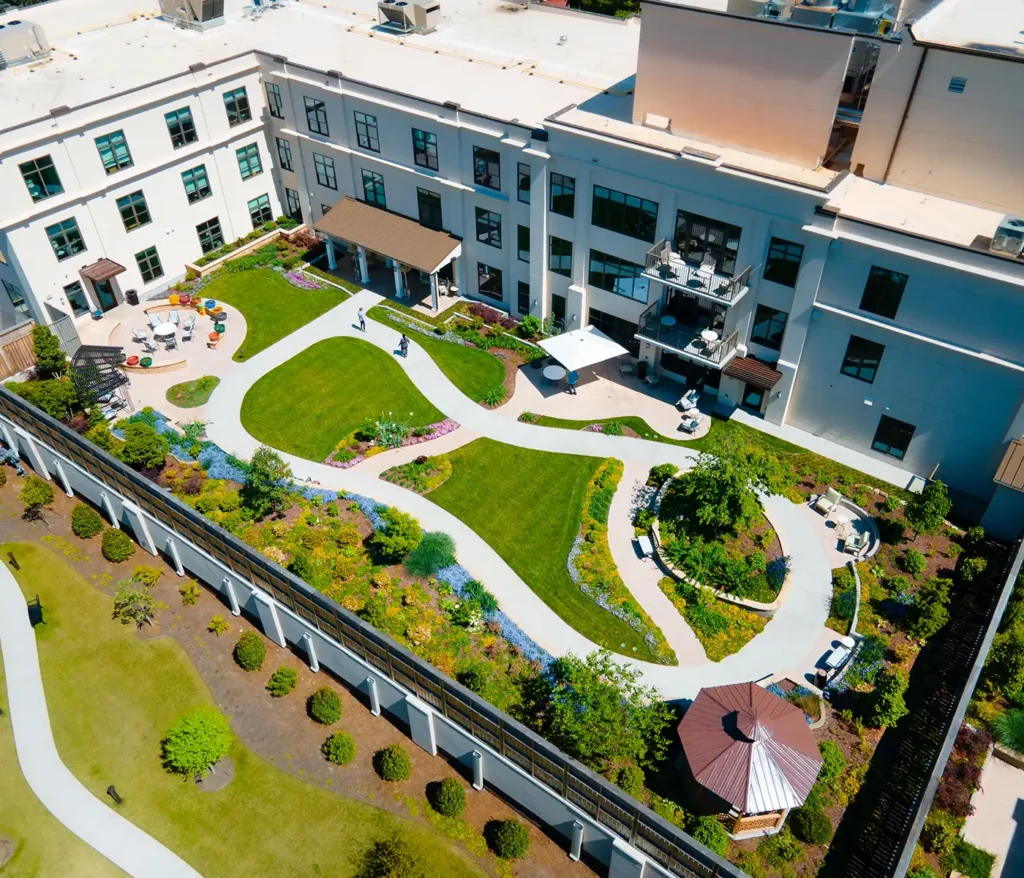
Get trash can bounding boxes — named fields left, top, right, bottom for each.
left=637, top=360, right=648, bottom=381
left=125, top=288, right=139, bottom=306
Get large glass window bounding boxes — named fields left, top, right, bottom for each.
left=412, top=128, right=439, bottom=171
left=517, top=162, right=531, bottom=203
left=549, top=236, right=572, bottom=277
left=196, top=218, right=224, bottom=255
left=223, top=87, right=251, bottom=126
left=181, top=165, right=212, bottom=203
left=265, top=82, right=284, bottom=119
left=417, top=188, right=443, bottom=231
left=517, top=281, right=530, bottom=315
left=589, top=307, right=640, bottom=357
left=762, top=238, right=804, bottom=287
left=549, top=173, right=575, bottom=218
left=285, top=189, right=302, bottom=222
left=45, top=218, right=86, bottom=261
left=871, top=415, right=915, bottom=460
left=588, top=249, right=648, bottom=302
left=3, top=279, right=31, bottom=316
left=517, top=226, right=530, bottom=263
left=276, top=137, right=293, bottom=171
left=473, top=146, right=500, bottom=191
left=860, top=266, right=908, bottom=320
left=591, top=185, right=658, bottom=243
left=247, top=194, right=273, bottom=229
left=116, top=191, right=151, bottom=232
left=164, top=107, right=197, bottom=149
left=840, top=335, right=885, bottom=384
left=19, top=155, right=63, bottom=202
left=95, top=130, right=133, bottom=174
left=313, top=153, right=337, bottom=190
left=477, top=263, right=503, bottom=301
left=135, top=246, right=163, bottom=283
left=475, top=208, right=502, bottom=249
left=236, top=143, right=263, bottom=179
left=354, top=111, right=380, bottom=152
left=675, top=211, right=741, bottom=276
left=305, top=97, right=329, bottom=136
left=749, top=304, right=787, bottom=351
left=361, top=170, right=386, bottom=208
left=62, top=281, right=90, bottom=318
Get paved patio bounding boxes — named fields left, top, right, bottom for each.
left=963, top=754, right=1024, bottom=877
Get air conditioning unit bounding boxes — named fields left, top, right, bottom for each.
left=377, top=0, right=440, bottom=34
left=991, top=215, right=1024, bottom=259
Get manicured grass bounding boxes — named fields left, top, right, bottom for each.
left=2, top=542, right=484, bottom=878
left=241, top=336, right=445, bottom=460
left=200, top=268, right=349, bottom=362
left=164, top=375, right=220, bottom=408
left=369, top=307, right=505, bottom=403
left=427, top=439, right=658, bottom=661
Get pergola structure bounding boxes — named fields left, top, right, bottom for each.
left=69, top=344, right=130, bottom=409
left=314, top=197, right=463, bottom=310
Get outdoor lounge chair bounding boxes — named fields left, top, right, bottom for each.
left=679, top=413, right=703, bottom=434
left=131, top=328, right=148, bottom=344
left=181, top=322, right=194, bottom=342
left=141, top=339, right=158, bottom=353
left=677, top=389, right=700, bottom=412
left=814, top=487, right=842, bottom=516
left=148, top=313, right=160, bottom=330
left=844, top=531, right=869, bottom=555
left=165, top=334, right=178, bottom=351
left=169, top=310, right=180, bottom=325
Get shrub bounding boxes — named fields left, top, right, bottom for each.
left=322, top=732, right=356, bottom=765
left=615, top=764, right=645, bottom=798
left=404, top=531, right=457, bottom=577
left=368, top=507, right=423, bottom=562
left=111, top=581, right=155, bottom=627
left=922, top=808, right=962, bottom=859
left=633, top=507, right=656, bottom=530
left=118, top=421, right=169, bottom=469
left=959, top=556, right=988, bottom=583
left=132, top=565, right=162, bottom=586
left=482, top=385, right=507, bottom=406
left=461, top=578, right=499, bottom=613
left=689, top=815, right=729, bottom=857
left=308, top=687, right=342, bottom=724
left=208, top=615, right=230, bottom=635
left=647, top=463, right=678, bottom=488
left=963, top=525, right=985, bottom=547
left=946, top=542, right=963, bottom=559
left=162, top=707, right=232, bottom=779
left=179, top=579, right=200, bottom=605
left=952, top=838, right=996, bottom=878
left=790, top=806, right=832, bottom=844
left=905, top=480, right=952, bottom=535
left=102, top=528, right=135, bottom=563
left=870, top=667, right=910, bottom=728
left=357, top=836, right=420, bottom=878
left=758, top=828, right=803, bottom=868
left=234, top=631, right=267, bottom=671
left=899, top=548, right=927, bottom=577
left=19, top=476, right=54, bottom=519
left=993, top=708, right=1024, bottom=755
left=909, top=577, right=953, bottom=640
left=518, top=313, right=541, bottom=337
left=375, top=744, right=412, bottom=782
left=71, top=503, right=104, bottom=538
left=266, top=666, right=298, bottom=697
left=429, top=777, right=466, bottom=817
left=881, top=493, right=902, bottom=514
left=486, top=819, right=530, bottom=860
left=818, top=740, right=846, bottom=790
left=0, top=468, right=5, bottom=488
left=32, top=324, right=68, bottom=377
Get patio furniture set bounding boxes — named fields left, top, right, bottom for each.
left=676, top=388, right=704, bottom=434
left=814, top=487, right=870, bottom=556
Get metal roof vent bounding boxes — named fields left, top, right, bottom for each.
left=991, top=216, right=1024, bottom=259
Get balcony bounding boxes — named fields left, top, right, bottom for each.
left=635, top=299, right=740, bottom=369
left=644, top=239, right=752, bottom=305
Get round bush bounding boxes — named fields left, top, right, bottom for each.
left=266, top=666, right=298, bottom=697
left=375, top=744, right=412, bottom=782
left=233, top=631, right=267, bottom=671
left=616, top=764, right=645, bottom=798
left=430, top=777, right=467, bottom=817
left=689, top=815, right=729, bottom=857
left=322, top=732, right=356, bottom=765
left=101, top=528, right=135, bottom=563
left=308, top=687, right=342, bottom=725
left=486, top=819, right=530, bottom=860
left=790, top=806, right=833, bottom=845
left=71, top=503, right=104, bottom=539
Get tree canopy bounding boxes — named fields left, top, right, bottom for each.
left=241, top=445, right=292, bottom=518
left=162, top=707, right=232, bottom=779
left=905, top=480, right=952, bottom=536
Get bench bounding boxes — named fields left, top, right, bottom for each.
left=637, top=534, right=654, bottom=557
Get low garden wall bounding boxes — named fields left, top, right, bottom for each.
left=185, top=224, right=311, bottom=278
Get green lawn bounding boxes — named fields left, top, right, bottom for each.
left=241, top=336, right=445, bottom=461
left=164, top=376, right=220, bottom=409
left=426, top=439, right=657, bottom=661
left=201, top=268, right=349, bottom=362
left=369, top=307, right=505, bottom=403
left=2, top=542, right=484, bottom=878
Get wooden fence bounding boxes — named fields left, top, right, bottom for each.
left=0, top=321, right=35, bottom=379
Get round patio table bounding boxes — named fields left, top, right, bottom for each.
left=660, top=315, right=677, bottom=327
left=153, top=322, right=176, bottom=339
left=700, top=329, right=719, bottom=343
left=543, top=364, right=567, bottom=384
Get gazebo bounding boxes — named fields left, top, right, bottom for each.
left=676, top=682, right=822, bottom=837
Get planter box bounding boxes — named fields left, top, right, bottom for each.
left=185, top=224, right=309, bottom=278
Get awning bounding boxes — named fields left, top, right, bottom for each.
left=314, top=197, right=461, bottom=274
left=994, top=438, right=1024, bottom=492
left=724, top=355, right=783, bottom=390
left=80, top=258, right=126, bottom=283
left=537, top=325, right=630, bottom=373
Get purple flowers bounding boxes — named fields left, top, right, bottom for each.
left=323, top=419, right=460, bottom=469
left=282, top=269, right=326, bottom=290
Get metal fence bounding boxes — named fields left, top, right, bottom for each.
left=0, top=385, right=743, bottom=878
left=49, top=314, right=81, bottom=358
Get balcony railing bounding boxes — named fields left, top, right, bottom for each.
left=636, top=300, right=739, bottom=368
left=644, top=240, right=752, bottom=305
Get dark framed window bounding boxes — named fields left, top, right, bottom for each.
left=552, top=292, right=566, bottom=324
left=19, top=155, right=63, bottom=202
left=321, top=204, right=332, bottom=216
left=517, top=162, right=531, bottom=203
left=588, top=249, right=648, bottom=302
left=675, top=211, right=741, bottom=276
left=304, top=97, right=329, bottom=136
left=517, top=281, right=530, bottom=315
left=116, top=191, right=151, bottom=232
left=473, top=146, right=500, bottom=191
left=45, top=218, right=86, bottom=261
left=871, top=415, right=915, bottom=461
left=749, top=304, right=787, bottom=351
left=285, top=189, right=302, bottom=222
left=247, top=194, right=273, bottom=229
left=762, top=237, right=804, bottom=287
left=361, top=169, right=386, bottom=208
left=196, top=218, right=224, bottom=254
left=517, top=225, right=530, bottom=263
left=840, top=335, right=885, bottom=384
left=550, top=173, right=575, bottom=218
left=860, top=266, right=908, bottom=319
left=412, top=128, right=439, bottom=170
left=475, top=208, right=502, bottom=249
left=276, top=137, right=293, bottom=171
left=589, top=307, right=640, bottom=357
left=354, top=111, right=380, bottom=152
left=4, top=279, right=31, bottom=316
left=181, top=165, right=212, bottom=203
left=62, top=281, right=89, bottom=318
left=223, top=87, right=251, bottom=126
left=164, top=107, right=197, bottom=149
left=236, top=143, right=262, bottom=179
left=135, top=246, right=163, bottom=283
left=95, top=130, right=133, bottom=174
left=313, top=153, right=337, bottom=190
left=417, top=188, right=443, bottom=231
left=549, top=236, right=572, bottom=277
left=591, top=185, right=658, bottom=242
left=266, top=82, right=284, bottom=119
left=477, top=263, right=503, bottom=301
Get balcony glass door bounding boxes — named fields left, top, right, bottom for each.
left=92, top=279, right=117, bottom=312
left=675, top=211, right=741, bottom=276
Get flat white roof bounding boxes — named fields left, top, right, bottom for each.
left=912, top=0, right=1024, bottom=58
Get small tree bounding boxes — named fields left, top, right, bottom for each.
left=112, top=581, right=156, bottom=628
left=374, top=744, right=412, bottom=782
left=904, top=480, right=952, bottom=536
left=908, top=577, right=952, bottom=640
left=688, top=815, right=729, bottom=857
left=486, top=819, right=530, bottom=860
left=790, top=806, right=832, bottom=845
left=429, top=777, right=466, bottom=817
left=615, top=764, right=645, bottom=798
left=241, top=445, right=292, bottom=519
left=19, top=476, right=54, bottom=520
left=899, top=548, right=927, bottom=577
left=869, top=667, right=909, bottom=729
left=322, top=731, right=356, bottom=765
left=368, top=507, right=423, bottom=562
left=118, top=422, right=169, bottom=469
left=266, top=667, right=298, bottom=697
left=308, top=686, right=342, bottom=724
left=162, top=707, right=232, bottom=779
left=71, top=503, right=104, bottom=538
left=31, top=324, right=67, bottom=378
left=356, top=836, right=422, bottom=878
left=101, top=528, right=135, bottom=563
left=234, top=631, right=267, bottom=671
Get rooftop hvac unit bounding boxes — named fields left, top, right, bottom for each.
left=0, top=19, right=49, bottom=69
left=991, top=216, right=1024, bottom=259
left=377, top=0, right=440, bottom=34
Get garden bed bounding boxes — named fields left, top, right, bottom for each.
left=165, top=375, right=220, bottom=409
left=326, top=419, right=459, bottom=469
left=656, top=575, right=767, bottom=661
left=381, top=455, right=454, bottom=494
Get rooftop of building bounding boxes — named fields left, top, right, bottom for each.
left=910, top=0, right=1024, bottom=59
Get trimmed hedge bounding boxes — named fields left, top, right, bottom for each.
left=485, top=819, right=530, bottom=860
left=429, top=777, right=466, bottom=817
left=71, top=503, right=104, bottom=538
left=101, top=528, right=135, bottom=563
left=307, top=687, right=342, bottom=725
left=790, top=806, right=833, bottom=845
left=233, top=631, right=267, bottom=671
left=374, top=744, right=412, bottom=782
left=322, top=732, right=356, bottom=766
left=266, top=667, right=298, bottom=697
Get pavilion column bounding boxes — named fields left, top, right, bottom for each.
left=393, top=262, right=404, bottom=298
left=357, top=246, right=370, bottom=284
left=429, top=273, right=439, bottom=311
left=326, top=238, right=337, bottom=271
left=453, top=256, right=466, bottom=297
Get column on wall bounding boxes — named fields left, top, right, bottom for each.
left=326, top=238, right=337, bottom=271
left=357, top=245, right=370, bottom=284
left=527, top=156, right=550, bottom=321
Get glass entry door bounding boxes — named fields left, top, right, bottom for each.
left=92, top=279, right=117, bottom=312
left=742, top=383, right=765, bottom=413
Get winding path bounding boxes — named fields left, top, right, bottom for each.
left=0, top=561, right=202, bottom=878
left=206, top=290, right=832, bottom=699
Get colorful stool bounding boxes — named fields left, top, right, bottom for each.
left=169, top=294, right=180, bottom=305
left=126, top=355, right=140, bottom=367
left=140, top=357, right=153, bottom=368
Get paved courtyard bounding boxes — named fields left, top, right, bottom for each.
left=963, top=754, right=1024, bottom=878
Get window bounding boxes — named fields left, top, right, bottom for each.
left=948, top=76, right=967, bottom=94
left=116, top=191, right=151, bottom=232
left=871, top=415, right=915, bottom=461
left=517, top=282, right=530, bottom=315
left=517, top=225, right=531, bottom=263
left=354, top=111, right=380, bottom=152
left=223, top=87, right=251, bottom=126
left=477, top=263, right=503, bottom=301
left=475, top=208, right=502, bottom=249
left=589, top=307, right=640, bottom=357
left=285, top=189, right=302, bottom=222
left=181, top=165, right=212, bottom=203
left=762, top=238, right=804, bottom=287
left=675, top=211, right=741, bottom=276
left=591, top=185, right=658, bottom=243
left=196, top=218, right=224, bottom=255
left=313, top=153, right=337, bottom=190
left=247, top=194, right=273, bottom=229
left=304, top=97, right=329, bottom=136
left=321, top=204, right=333, bottom=216
left=549, top=236, right=572, bottom=277
left=749, top=304, right=788, bottom=351
left=95, top=130, right=133, bottom=174
left=361, top=169, right=386, bottom=207
left=63, top=281, right=90, bottom=318
left=45, top=218, right=86, bottom=261
left=473, top=146, right=500, bottom=191
left=840, top=335, right=885, bottom=384
left=134, top=246, right=163, bottom=283
left=236, top=143, right=262, bottom=179
left=276, top=137, right=293, bottom=171
left=588, top=249, right=648, bottom=302
left=517, top=162, right=531, bottom=203
left=412, top=128, right=439, bottom=171
left=417, top=188, right=443, bottom=231
left=164, top=107, right=197, bottom=149
left=3, top=279, right=30, bottom=316
left=266, top=82, right=284, bottom=119
left=552, top=292, right=566, bottom=324
left=860, top=266, right=908, bottom=319
left=550, top=173, right=575, bottom=218
left=19, top=155, right=63, bottom=202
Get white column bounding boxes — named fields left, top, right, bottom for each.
left=250, top=588, right=287, bottom=647
left=528, top=159, right=550, bottom=320
left=608, top=838, right=646, bottom=878
left=122, top=500, right=157, bottom=556
left=0, top=424, right=17, bottom=455
left=453, top=256, right=466, bottom=296
left=366, top=676, right=381, bottom=716
left=100, top=490, right=119, bottom=528
left=471, top=750, right=484, bottom=790
left=326, top=238, right=337, bottom=271
left=14, top=427, right=48, bottom=479
left=357, top=246, right=370, bottom=284
left=51, top=459, right=73, bottom=498
left=570, top=821, right=584, bottom=861
left=430, top=273, right=439, bottom=311
left=405, top=694, right=438, bottom=756
left=301, top=632, right=320, bottom=672
left=224, top=577, right=240, bottom=616
left=393, top=262, right=404, bottom=298
left=164, top=536, right=185, bottom=576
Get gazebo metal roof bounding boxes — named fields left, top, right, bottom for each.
left=69, top=344, right=127, bottom=401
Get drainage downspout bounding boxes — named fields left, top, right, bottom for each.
left=883, top=45, right=928, bottom=184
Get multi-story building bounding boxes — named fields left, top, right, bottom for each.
left=1, top=0, right=1023, bottom=528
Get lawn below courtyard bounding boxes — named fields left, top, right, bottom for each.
left=1, top=541, right=484, bottom=878
left=241, top=336, right=445, bottom=461
left=426, top=438, right=659, bottom=661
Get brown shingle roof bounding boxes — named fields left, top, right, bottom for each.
left=79, top=258, right=126, bottom=282
left=314, top=197, right=461, bottom=274
left=994, top=438, right=1024, bottom=491
left=723, top=355, right=783, bottom=390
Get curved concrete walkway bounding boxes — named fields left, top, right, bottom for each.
left=206, top=290, right=832, bottom=699
left=0, top=562, right=201, bottom=878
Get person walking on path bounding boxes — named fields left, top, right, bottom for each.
left=399, top=334, right=410, bottom=358
left=357, top=308, right=366, bottom=332
left=567, top=369, right=579, bottom=395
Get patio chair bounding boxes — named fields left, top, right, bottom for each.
left=169, top=310, right=180, bottom=325
left=131, top=328, right=148, bottom=344
left=814, top=487, right=842, bottom=516
left=677, top=389, right=700, bottom=412
left=165, top=334, right=178, bottom=351
left=148, top=313, right=161, bottom=330
left=181, top=323, right=194, bottom=342
left=141, top=339, right=158, bottom=353
left=679, top=413, right=703, bottom=435
left=844, top=531, right=869, bottom=556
